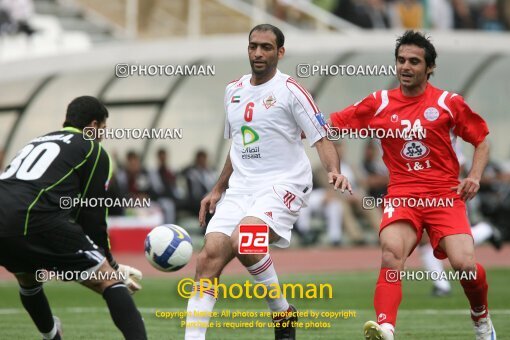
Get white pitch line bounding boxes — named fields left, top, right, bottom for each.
left=0, top=308, right=510, bottom=315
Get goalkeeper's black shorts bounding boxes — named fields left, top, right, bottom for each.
left=0, top=218, right=105, bottom=276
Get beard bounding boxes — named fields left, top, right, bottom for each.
left=250, top=55, right=277, bottom=77
left=250, top=61, right=268, bottom=75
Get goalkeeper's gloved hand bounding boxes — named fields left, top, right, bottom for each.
left=118, top=264, right=143, bottom=294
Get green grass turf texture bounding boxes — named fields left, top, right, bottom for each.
left=0, top=268, right=508, bottom=339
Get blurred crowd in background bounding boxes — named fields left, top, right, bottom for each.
left=106, top=148, right=217, bottom=228
left=4, top=138, right=507, bottom=248
left=86, top=141, right=510, bottom=247
left=275, top=0, right=510, bottom=30
left=1, top=0, right=509, bottom=39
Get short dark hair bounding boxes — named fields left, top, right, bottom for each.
left=63, top=96, right=109, bottom=129
left=395, top=30, right=437, bottom=78
left=249, top=24, right=285, bottom=49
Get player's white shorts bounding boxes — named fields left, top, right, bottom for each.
left=205, top=184, right=310, bottom=248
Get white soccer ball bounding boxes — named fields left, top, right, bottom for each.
left=144, top=224, right=193, bottom=272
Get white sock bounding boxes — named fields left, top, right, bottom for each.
left=246, top=254, right=289, bottom=313
left=185, top=282, right=217, bottom=340
left=472, top=221, right=493, bottom=246
left=41, top=323, right=57, bottom=340
left=380, top=322, right=395, bottom=334
left=420, top=244, right=451, bottom=291
left=325, top=201, right=342, bottom=243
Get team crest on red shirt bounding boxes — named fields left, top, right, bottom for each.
left=401, top=140, right=430, bottom=160
left=424, top=107, right=439, bottom=121
left=390, top=114, right=399, bottom=123
left=263, top=94, right=277, bottom=109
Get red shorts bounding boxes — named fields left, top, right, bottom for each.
left=379, top=196, right=472, bottom=259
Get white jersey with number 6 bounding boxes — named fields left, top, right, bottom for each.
left=224, top=70, right=326, bottom=193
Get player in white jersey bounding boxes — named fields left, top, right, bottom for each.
left=184, top=24, right=351, bottom=340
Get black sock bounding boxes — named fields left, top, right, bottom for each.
left=103, top=282, right=147, bottom=340
left=19, top=284, right=60, bottom=339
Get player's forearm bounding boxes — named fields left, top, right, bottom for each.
left=468, top=139, right=489, bottom=181
left=213, top=153, right=233, bottom=193
left=315, top=137, right=340, bottom=173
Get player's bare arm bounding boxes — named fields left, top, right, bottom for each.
left=199, top=152, right=233, bottom=226
left=453, top=139, right=489, bottom=201
left=314, top=137, right=352, bottom=194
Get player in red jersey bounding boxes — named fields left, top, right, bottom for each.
left=329, top=31, right=496, bottom=340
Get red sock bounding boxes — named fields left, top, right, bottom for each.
left=460, top=263, right=489, bottom=321
left=374, top=268, right=402, bottom=327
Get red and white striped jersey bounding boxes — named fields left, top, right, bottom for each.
left=224, top=70, right=326, bottom=193
left=330, top=83, right=489, bottom=196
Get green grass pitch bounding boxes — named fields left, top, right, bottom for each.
left=0, top=268, right=508, bottom=339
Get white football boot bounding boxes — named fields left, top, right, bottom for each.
left=363, top=321, right=394, bottom=340
left=473, top=314, right=496, bottom=340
